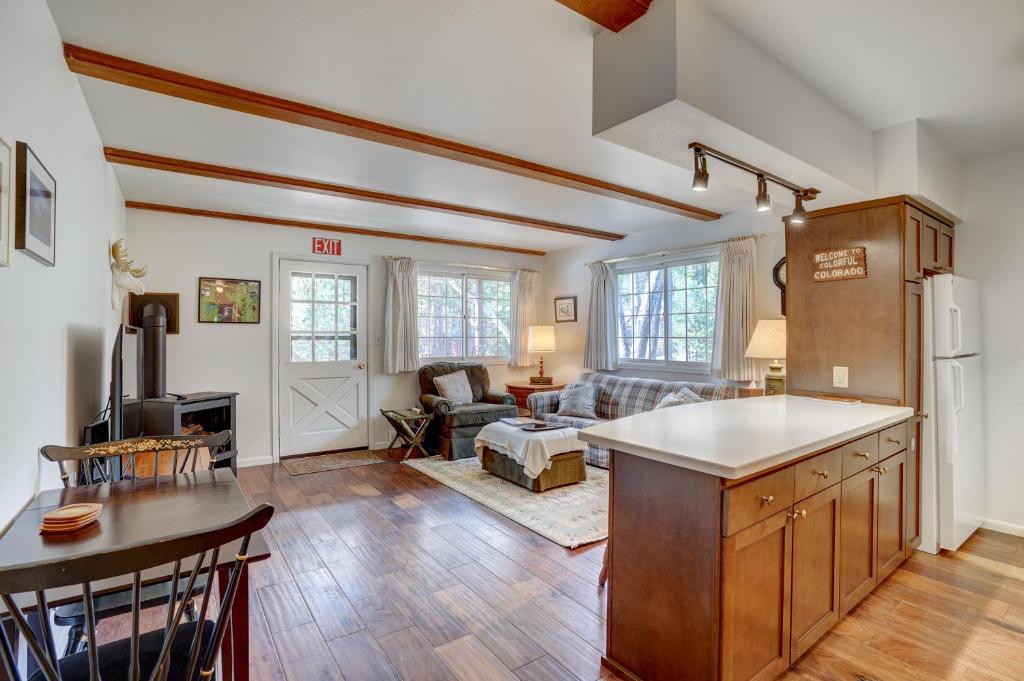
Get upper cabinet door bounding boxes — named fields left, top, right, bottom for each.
left=904, top=207, right=924, bottom=282
left=939, top=225, right=955, bottom=273
left=922, top=214, right=943, bottom=272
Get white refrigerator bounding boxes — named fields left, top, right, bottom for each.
left=920, top=274, right=986, bottom=553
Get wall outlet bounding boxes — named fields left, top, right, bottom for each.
left=833, top=366, right=849, bottom=389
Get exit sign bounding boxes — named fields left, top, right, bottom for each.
left=312, top=237, right=342, bottom=256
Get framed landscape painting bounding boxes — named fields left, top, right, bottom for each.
left=0, top=137, right=11, bottom=266
left=554, top=295, right=578, bottom=323
left=198, top=277, right=261, bottom=323
left=14, top=142, right=56, bottom=266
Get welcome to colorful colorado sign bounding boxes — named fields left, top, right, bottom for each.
left=812, top=246, right=867, bottom=282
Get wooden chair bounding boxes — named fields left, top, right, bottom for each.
left=0, top=503, right=272, bottom=681
left=38, top=432, right=236, bottom=657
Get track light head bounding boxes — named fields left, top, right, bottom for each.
left=755, top=175, right=772, bottom=212
left=691, top=150, right=709, bottom=191
left=789, top=192, right=807, bottom=224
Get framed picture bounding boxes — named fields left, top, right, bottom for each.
left=198, top=277, right=261, bottom=323
left=129, top=292, right=181, bottom=333
left=14, top=142, right=57, bottom=266
left=0, top=137, right=12, bottom=267
left=554, top=295, right=578, bottom=323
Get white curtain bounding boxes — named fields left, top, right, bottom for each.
left=510, top=270, right=538, bottom=367
left=713, top=238, right=759, bottom=381
left=384, top=256, right=419, bottom=374
left=584, top=262, right=619, bottom=371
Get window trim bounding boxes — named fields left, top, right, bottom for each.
left=416, top=268, right=514, bottom=363
left=613, top=246, right=719, bottom=375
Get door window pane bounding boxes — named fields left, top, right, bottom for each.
left=314, top=274, right=336, bottom=301
left=291, top=336, right=312, bottom=362
left=291, top=273, right=312, bottom=300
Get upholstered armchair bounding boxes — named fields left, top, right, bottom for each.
left=418, top=362, right=518, bottom=460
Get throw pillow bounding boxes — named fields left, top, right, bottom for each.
left=654, top=387, right=706, bottom=410
left=557, top=385, right=599, bottom=419
left=433, top=370, right=474, bottom=405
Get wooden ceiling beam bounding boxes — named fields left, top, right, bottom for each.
left=105, top=148, right=622, bottom=241
left=124, top=202, right=547, bottom=256
left=65, top=43, right=720, bottom=222
left=553, top=0, right=654, bottom=32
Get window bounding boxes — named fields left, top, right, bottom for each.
left=616, top=255, right=719, bottom=371
left=289, top=272, right=358, bottom=362
left=417, top=272, right=512, bottom=361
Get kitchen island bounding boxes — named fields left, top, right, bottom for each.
left=578, top=395, right=915, bottom=681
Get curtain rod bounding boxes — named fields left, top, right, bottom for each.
left=586, top=233, right=767, bottom=267
left=383, top=256, right=537, bottom=274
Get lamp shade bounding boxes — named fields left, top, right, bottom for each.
left=744, top=319, right=786, bottom=359
left=527, top=325, right=556, bottom=353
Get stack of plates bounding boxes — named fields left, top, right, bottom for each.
left=39, top=502, right=103, bottom=535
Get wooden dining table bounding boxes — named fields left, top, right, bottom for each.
left=0, top=468, right=269, bottom=681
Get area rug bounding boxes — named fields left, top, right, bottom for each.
left=281, top=450, right=390, bottom=475
left=403, top=456, right=608, bottom=548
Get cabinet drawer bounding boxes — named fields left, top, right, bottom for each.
left=722, top=466, right=795, bottom=536
left=794, top=448, right=843, bottom=501
left=841, top=434, right=879, bottom=478
left=879, top=422, right=908, bottom=458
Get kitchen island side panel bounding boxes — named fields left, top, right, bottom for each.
left=607, top=451, right=723, bottom=681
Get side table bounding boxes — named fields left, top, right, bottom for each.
left=381, top=408, right=434, bottom=460
left=505, top=381, right=566, bottom=416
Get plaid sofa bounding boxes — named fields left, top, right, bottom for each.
left=526, top=373, right=738, bottom=468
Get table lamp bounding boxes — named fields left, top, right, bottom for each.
left=744, top=319, right=787, bottom=395
left=527, top=325, right=556, bottom=385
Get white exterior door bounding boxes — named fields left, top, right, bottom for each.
left=278, top=260, right=368, bottom=456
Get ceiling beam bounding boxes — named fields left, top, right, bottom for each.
left=125, top=202, right=547, bottom=256
left=65, top=43, right=720, bottom=222
left=553, top=0, right=653, bottom=32
left=105, top=148, right=623, bottom=241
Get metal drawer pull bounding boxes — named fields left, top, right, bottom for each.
left=886, top=437, right=901, bottom=446
left=788, top=509, right=807, bottom=521
left=761, top=495, right=775, bottom=506
left=871, top=465, right=889, bottom=475
left=814, top=470, right=830, bottom=480
left=853, top=451, right=870, bottom=459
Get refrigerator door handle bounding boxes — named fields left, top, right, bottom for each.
left=950, top=304, right=963, bottom=356
left=948, top=360, right=965, bottom=464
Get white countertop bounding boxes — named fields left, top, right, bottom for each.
left=577, top=395, right=914, bottom=479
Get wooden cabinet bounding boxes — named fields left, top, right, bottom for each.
left=922, top=213, right=943, bottom=273
left=721, top=512, right=793, bottom=681
left=790, top=485, right=841, bottom=660
left=939, top=224, right=955, bottom=273
left=840, top=466, right=878, bottom=614
left=906, top=416, right=923, bottom=549
left=904, top=206, right=924, bottom=281
left=505, top=381, right=565, bottom=415
left=877, top=451, right=907, bottom=581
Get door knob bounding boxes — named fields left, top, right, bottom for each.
left=761, top=495, right=775, bottom=506
left=356, top=362, right=367, bottom=370
left=788, top=510, right=807, bottom=521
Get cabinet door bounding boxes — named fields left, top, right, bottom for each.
left=904, top=206, right=924, bottom=282
left=790, top=485, right=841, bottom=661
left=721, top=511, right=792, bottom=681
left=840, top=467, right=877, bottom=615
left=939, top=224, right=955, bottom=273
left=877, top=451, right=907, bottom=581
left=922, top=214, right=942, bottom=272
left=904, top=283, right=923, bottom=412
left=906, top=417, right=922, bottom=550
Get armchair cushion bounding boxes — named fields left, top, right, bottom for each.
left=432, top=370, right=474, bottom=404
left=444, top=403, right=517, bottom=428
left=419, top=362, right=490, bottom=402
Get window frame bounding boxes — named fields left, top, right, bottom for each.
left=614, top=247, right=720, bottom=375
left=416, top=267, right=514, bottom=365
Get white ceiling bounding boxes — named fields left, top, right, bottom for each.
left=46, top=0, right=748, bottom=254
left=700, top=0, right=1024, bottom=161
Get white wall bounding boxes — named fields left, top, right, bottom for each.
left=873, top=119, right=965, bottom=220
left=0, top=0, right=126, bottom=528
left=955, top=147, right=1024, bottom=536
left=126, top=210, right=542, bottom=466
left=540, top=207, right=786, bottom=383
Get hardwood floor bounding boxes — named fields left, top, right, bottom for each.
left=235, top=451, right=1024, bottom=681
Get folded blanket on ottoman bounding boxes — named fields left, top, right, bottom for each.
left=474, top=422, right=586, bottom=479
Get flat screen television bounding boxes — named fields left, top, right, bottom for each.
left=111, top=324, right=145, bottom=440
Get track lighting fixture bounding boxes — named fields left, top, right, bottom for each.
left=687, top=141, right=820, bottom=219
left=755, top=175, right=771, bottom=212
left=789, top=192, right=807, bottom=224
left=692, top=150, right=709, bottom=191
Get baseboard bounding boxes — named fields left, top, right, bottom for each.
left=982, top=518, right=1024, bottom=538
left=238, top=455, right=274, bottom=467
left=371, top=440, right=391, bottom=451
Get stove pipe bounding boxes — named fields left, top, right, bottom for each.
left=142, top=301, right=167, bottom=399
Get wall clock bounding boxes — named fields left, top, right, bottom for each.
left=773, top=257, right=787, bottom=315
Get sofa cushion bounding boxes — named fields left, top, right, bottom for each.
left=556, top=385, right=599, bottom=419
left=655, top=387, right=705, bottom=410
left=443, top=403, right=518, bottom=428
left=538, top=413, right=605, bottom=431
left=433, top=370, right=474, bottom=404
left=418, top=362, right=489, bottom=402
